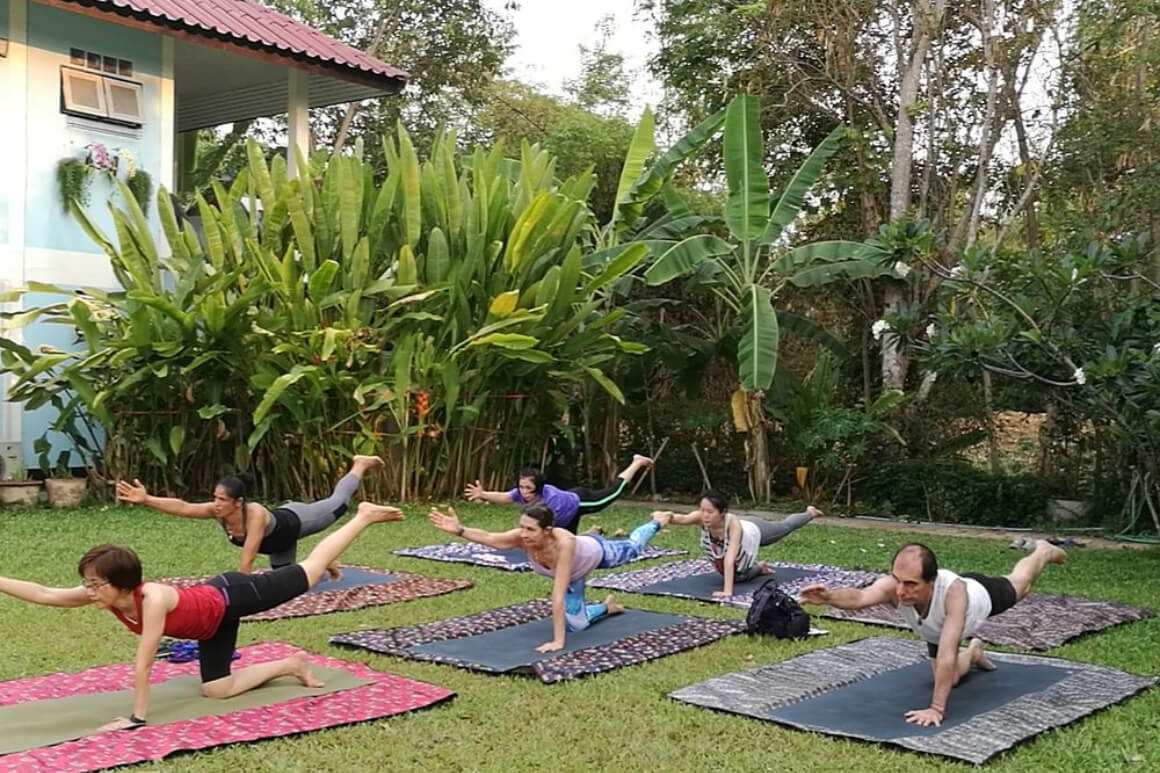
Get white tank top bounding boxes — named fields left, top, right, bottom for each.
left=700, top=514, right=760, bottom=575
left=897, top=569, right=993, bottom=645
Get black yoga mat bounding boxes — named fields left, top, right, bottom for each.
left=634, top=566, right=820, bottom=601
left=411, top=609, right=691, bottom=673
left=307, top=567, right=403, bottom=594
left=670, top=636, right=1157, bottom=764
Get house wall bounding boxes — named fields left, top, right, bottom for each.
left=0, top=0, right=174, bottom=471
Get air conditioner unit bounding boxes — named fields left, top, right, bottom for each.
left=0, top=442, right=24, bottom=481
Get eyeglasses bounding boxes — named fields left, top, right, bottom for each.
left=82, top=579, right=110, bottom=591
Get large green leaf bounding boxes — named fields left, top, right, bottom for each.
left=787, top=259, right=896, bottom=288
left=584, top=243, right=649, bottom=293
left=760, top=125, right=845, bottom=245
left=585, top=366, right=625, bottom=404
left=772, top=241, right=883, bottom=274
left=644, top=235, right=734, bottom=285
left=723, top=95, right=768, bottom=242
left=617, top=107, right=726, bottom=225
left=466, top=333, right=538, bottom=350
left=610, top=107, right=655, bottom=228
left=738, top=284, right=779, bottom=391
left=252, top=366, right=315, bottom=425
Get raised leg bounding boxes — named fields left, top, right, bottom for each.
left=1006, top=540, right=1067, bottom=601
left=298, top=502, right=403, bottom=588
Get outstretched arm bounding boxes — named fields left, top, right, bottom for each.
left=799, top=574, right=897, bottom=609
left=115, top=479, right=214, bottom=519
left=463, top=480, right=515, bottom=505
left=0, top=576, right=91, bottom=608
left=906, top=580, right=968, bottom=728
left=667, top=510, right=702, bottom=525
left=538, top=534, right=576, bottom=653
left=429, top=506, right=521, bottom=549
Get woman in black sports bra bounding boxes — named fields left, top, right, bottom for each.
left=114, top=455, right=384, bottom=574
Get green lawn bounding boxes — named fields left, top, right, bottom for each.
left=1, top=502, right=1157, bottom=771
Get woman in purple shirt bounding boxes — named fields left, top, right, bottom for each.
left=463, top=454, right=653, bottom=533
left=429, top=503, right=672, bottom=652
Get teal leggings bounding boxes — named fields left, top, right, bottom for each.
left=564, top=519, right=661, bottom=631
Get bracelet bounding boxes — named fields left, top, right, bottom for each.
left=456, top=525, right=465, bottom=537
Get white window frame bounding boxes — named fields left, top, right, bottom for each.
left=102, top=77, right=144, bottom=126
left=60, top=66, right=108, bottom=119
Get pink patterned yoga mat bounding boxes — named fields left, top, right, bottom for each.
left=162, top=565, right=472, bottom=621
left=0, top=642, right=454, bottom=772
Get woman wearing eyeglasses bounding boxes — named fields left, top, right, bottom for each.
left=0, top=502, right=403, bottom=733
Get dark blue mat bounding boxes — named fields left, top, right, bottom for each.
left=635, top=566, right=820, bottom=601
left=410, top=609, right=691, bottom=673
left=771, top=660, right=1070, bottom=739
left=307, top=567, right=403, bottom=594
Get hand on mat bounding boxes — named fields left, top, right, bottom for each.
left=712, top=590, right=732, bottom=599
left=115, top=479, right=148, bottom=504
left=536, top=639, right=565, bottom=653
left=797, top=583, right=831, bottom=606
left=904, top=707, right=943, bottom=727
left=97, top=716, right=143, bottom=732
left=429, top=506, right=462, bottom=535
left=464, top=480, right=484, bottom=502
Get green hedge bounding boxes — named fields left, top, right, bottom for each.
left=862, top=459, right=1050, bottom=527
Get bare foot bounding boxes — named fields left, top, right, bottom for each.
left=1034, top=540, right=1068, bottom=565
left=651, top=510, right=672, bottom=527
left=357, top=501, right=405, bottom=523
left=807, top=505, right=824, bottom=519
left=351, top=455, right=385, bottom=475
left=289, top=652, right=326, bottom=688
left=604, top=595, right=625, bottom=616
left=632, top=454, right=654, bottom=468
left=968, top=638, right=996, bottom=671
left=326, top=561, right=342, bottom=582
left=582, top=526, right=604, bottom=536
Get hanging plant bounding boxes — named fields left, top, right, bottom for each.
left=85, top=142, right=114, bottom=174
left=55, top=158, right=93, bottom=212
left=127, top=168, right=153, bottom=215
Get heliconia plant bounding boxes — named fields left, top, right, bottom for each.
left=0, top=127, right=649, bottom=500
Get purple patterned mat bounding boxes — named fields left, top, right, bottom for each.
left=589, top=558, right=881, bottom=608
left=330, top=600, right=744, bottom=683
left=392, top=542, right=686, bottom=571
left=822, top=593, right=1155, bottom=651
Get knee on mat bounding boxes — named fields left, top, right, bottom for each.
left=200, top=679, right=231, bottom=699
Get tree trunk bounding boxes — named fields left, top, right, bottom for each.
left=881, top=0, right=947, bottom=392
left=744, top=391, right=770, bottom=502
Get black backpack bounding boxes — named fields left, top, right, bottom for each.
left=745, top=579, right=810, bottom=639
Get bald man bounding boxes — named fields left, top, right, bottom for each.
left=799, top=540, right=1067, bottom=727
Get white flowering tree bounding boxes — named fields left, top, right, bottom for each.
left=916, top=236, right=1160, bottom=532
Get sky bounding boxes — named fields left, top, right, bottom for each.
left=486, top=0, right=662, bottom=117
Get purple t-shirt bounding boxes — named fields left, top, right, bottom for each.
left=509, top=483, right=581, bottom=528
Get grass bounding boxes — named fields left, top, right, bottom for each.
left=1, top=501, right=1158, bottom=771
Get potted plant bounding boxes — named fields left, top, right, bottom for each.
left=35, top=434, right=87, bottom=508
left=0, top=456, right=42, bottom=507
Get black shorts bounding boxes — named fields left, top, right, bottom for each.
left=925, top=573, right=1017, bottom=658
left=199, top=565, right=309, bottom=682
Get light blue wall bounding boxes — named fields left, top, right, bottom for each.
left=0, top=0, right=11, bottom=246
left=23, top=3, right=163, bottom=255
left=15, top=6, right=164, bottom=469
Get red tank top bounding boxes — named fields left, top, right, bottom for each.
left=111, top=584, right=227, bottom=641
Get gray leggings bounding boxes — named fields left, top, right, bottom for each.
left=735, top=511, right=812, bottom=581
left=268, top=473, right=361, bottom=566
left=743, top=511, right=813, bottom=546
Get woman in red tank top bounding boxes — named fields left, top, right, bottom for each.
left=0, top=502, right=403, bottom=733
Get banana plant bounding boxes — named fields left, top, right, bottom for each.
left=635, top=94, right=892, bottom=500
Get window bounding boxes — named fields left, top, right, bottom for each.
left=104, top=78, right=143, bottom=124
left=60, top=66, right=144, bottom=127
left=61, top=67, right=107, bottom=119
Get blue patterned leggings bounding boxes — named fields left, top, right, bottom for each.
left=564, top=519, right=661, bottom=631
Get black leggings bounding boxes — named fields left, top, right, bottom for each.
left=199, top=566, right=310, bottom=682
left=572, top=479, right=629, bottom=517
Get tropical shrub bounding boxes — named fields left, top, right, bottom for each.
left=0, top=129, right=648, bottom=500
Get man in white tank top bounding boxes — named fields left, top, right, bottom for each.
left=799, top=539, right=1067, bottom=727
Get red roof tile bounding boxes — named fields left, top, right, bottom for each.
left=62, top=0, right=408, bottom=87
